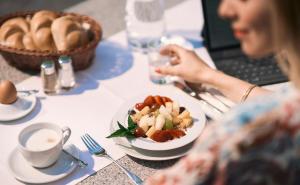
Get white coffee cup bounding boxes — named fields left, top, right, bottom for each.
left=18, top=122, right=71, bottom=168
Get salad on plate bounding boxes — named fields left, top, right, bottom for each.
left=107, top=95, right=193, bottom=142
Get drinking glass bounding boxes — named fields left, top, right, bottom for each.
left=147, top=41, right=170, bottom=84
left=125, top=0, right=165, bottom=52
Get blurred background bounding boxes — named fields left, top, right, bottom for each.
left=0, top=0, right=184, bottom=39
left=0, top=0, right=184, bottom=82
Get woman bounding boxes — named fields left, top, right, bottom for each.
left=146, top=0, right=300, bottom=184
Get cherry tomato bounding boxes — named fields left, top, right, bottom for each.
left=154, top=95, right=164, bottom=106
left=163, top=96, right=172, bottom=102
left=143, top=95, right=155, bottom=107
left=134, top=127, right=146, bottom=137
left=135, top=103, right=145, bottom=111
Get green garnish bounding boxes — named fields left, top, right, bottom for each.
left=163, top=119, right=173, bottom=130
left=106, top=115, right=138, bottom=138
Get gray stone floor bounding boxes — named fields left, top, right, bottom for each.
left=0, top=0, right=185, bottom=184
left=78, top=156, right=178, bottom=185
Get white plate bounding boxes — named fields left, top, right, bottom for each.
left=109, top=120, right=195, bottom=161
left=110, top=91, right=206, bottom=151
left=0, top=94, right=36, bottom=121
left=111, top=134, right=194, bottom=161
left=8, top=144, right=78, bottom=184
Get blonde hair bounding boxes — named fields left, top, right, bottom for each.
left=272, top=0, right=300, bottom=83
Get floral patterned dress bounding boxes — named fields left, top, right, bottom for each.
left=145, top=85, right=300, bottom=185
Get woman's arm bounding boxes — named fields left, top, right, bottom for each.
left=205, top=70, right=271, bottom=102
left=158, top=45, right=271, bottom=103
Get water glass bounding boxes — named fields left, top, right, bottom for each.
left=125, top=0, right=165, bottom=52
left=147, top=41, right=170, bottom=84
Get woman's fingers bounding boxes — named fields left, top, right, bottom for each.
left=170, top=57, right=180, bottom=65
left=155, top=65, right=179, bottom=76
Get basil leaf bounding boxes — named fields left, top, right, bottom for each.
left=126, top=134, right=136, bottom=139
left=128, top=115, right=136, bottom=128
left=128, top=125, right=137, bottom=133
left=128, top=125, right=138, bottom=135
left=107, top=118, right=138, bottom=139
left=106, top=128, right=128, bottom=138
left=106, top=128, right=136, bottom=138
left=117, top=121, right=127, bottom=130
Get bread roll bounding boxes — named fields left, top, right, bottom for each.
left=0, top=10, right=91, bottom=51
left=51, top=15, right=88, bottom=51
left=23, top=32, right=36, bottom=50
left=30, top=10, right=57, bottom=51
left=1, top=17, right=29, bottom=32
left=0, top=17, right=35, bottom=49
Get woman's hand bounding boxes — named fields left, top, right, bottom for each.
left=156, top=44, right=217, bottom=84
left=157, top=44, right=270, bottom=102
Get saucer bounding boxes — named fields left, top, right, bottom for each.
left=8, top=144, right=79, bottom=184
left=0, top=93, right=36, bottom=121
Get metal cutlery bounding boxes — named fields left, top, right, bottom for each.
left=185, top=81, right=231, bottom=112
left=173, top=81, right=224, bottom=114
left=62, top=149, right=88, bottom=168
left=185, top=81, right=232, bottom=109
left=81, top=134, right=143, bottom=185
left=205, top=92, right=232, bottom=109
left=17, top=89, right=39, bottom=96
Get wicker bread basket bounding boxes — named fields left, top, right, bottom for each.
left=0, top=10, right=102, bottom=71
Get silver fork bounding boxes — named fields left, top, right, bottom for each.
left=81, top=134, right=143, bottom=185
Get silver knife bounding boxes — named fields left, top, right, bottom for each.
left=63, top=149, right=88, bottom=168
left=173, top=81, right=224, bottom=114
left=185, top=81, right=232, bottom=109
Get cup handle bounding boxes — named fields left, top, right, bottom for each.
left=62, top=127, right=71, bottom=145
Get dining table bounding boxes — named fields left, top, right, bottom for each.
left=0, top=0, right=288, bottom=184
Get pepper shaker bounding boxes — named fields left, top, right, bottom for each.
left=41, top=60, right=59, bottom=94
left=58, top=56, right=76, bottom=90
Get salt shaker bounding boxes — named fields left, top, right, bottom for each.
left=58, top=56, right=76, bottom=90
left=41, top=60, right=59, bottom=94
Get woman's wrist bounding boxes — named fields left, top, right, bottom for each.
left=240, top=84, right=257, bottom=102
left=200, top=69, right=225, bottom=86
